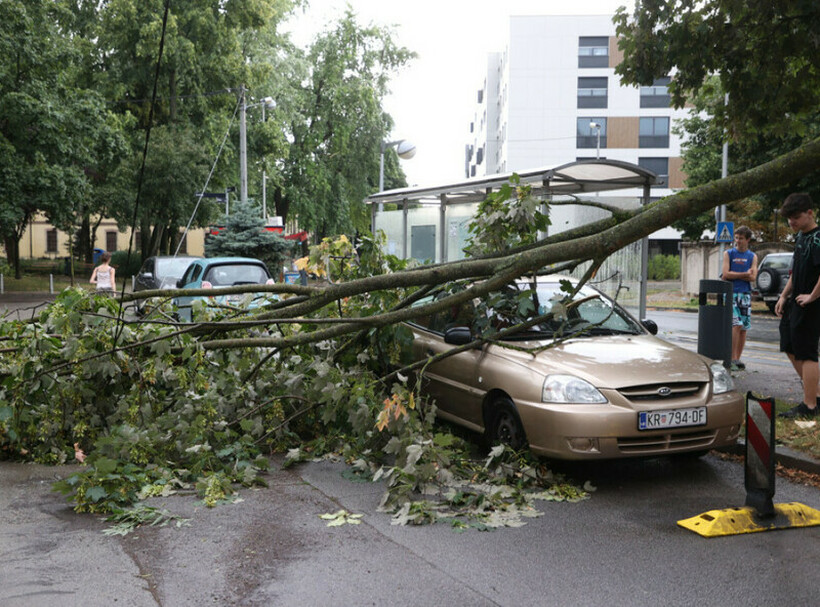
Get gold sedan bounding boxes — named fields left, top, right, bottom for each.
left=407, top=277, right=744, bottom=460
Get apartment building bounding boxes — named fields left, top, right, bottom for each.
left=465, top=14, right=687, bottom=251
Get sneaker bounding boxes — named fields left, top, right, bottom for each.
left=778, top=402, right=820, bottom=418
left=733, top=360, right=746, bottom=370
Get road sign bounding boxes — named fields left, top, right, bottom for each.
left=195, top=192, right=226, bottom=201
left=716, top=221, right=734, bottom=243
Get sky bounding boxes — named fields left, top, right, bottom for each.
left=285, top=0, right=635, bottom=188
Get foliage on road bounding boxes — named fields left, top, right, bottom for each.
left=0, top=223, right=591, bottom=528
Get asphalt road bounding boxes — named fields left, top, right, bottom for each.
left=646, top=309, right=806, bottom=403
left=1, top=453, right=818, bottom=607
left=1, top=298, right=818, bottom=606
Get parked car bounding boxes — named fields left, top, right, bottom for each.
left=134, top=255, right=201, bottom=314
left=753, top=252, right=792, bottom=313
left=174, top=257, right=275, bottom=321
left=406, top=276, right=744, bottom=460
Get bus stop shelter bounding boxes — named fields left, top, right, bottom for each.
left=364, top=159, right=658, bottom=318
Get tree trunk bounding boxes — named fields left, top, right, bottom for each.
left=147, top=225, right=164, bottom=259
left=77, top=216, right=91, bottom=263
left=274, top=187, right=289, bottom=223
left=4, top=236, right=21, bottom=279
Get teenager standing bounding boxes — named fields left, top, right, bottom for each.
left=775, top=193, right=820, bottom=418
left=722, top=225, right=757, bottom=370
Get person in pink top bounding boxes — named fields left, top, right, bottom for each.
left=89, top=251, right=116, bottom=294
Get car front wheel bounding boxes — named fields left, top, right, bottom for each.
left=487, top=396, right=527, bottom=450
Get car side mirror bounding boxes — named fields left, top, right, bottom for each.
left=444, top=326, right=473, bottom=345
left=141, top=272, right=153, bottom=279
left=641, top=319, right=658, bottom=335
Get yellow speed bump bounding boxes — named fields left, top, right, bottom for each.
left=678, top=502, right=820, bottom=538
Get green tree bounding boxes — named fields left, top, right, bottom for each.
left=205, top=198, right=291, bottom=274
left=64, top=0, right=300, bottom=259
left=670, top=82, right=820, bottom=241
left=270, top=9, right=415, bottom=237
left=614, top=0, right=820, bottom=138
left=110, top=125, right=212, bottom=258
left=0, top=0, right=127, bottom=277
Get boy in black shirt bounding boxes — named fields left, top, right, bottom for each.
left=775, top=193, right=820, bottom=418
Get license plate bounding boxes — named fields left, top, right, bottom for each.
left=638, top=407, right=706, bottom=430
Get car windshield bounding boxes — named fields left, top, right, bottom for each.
left=156, top=257, right=197, bottom=279
left=410, top=281, right=643, bottom=340
left=499, top=282, right=643, bottom=339
left=204, top=264, right=270, bottom=286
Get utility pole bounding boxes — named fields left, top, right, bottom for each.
left=239, top=85, right=248, bottom=205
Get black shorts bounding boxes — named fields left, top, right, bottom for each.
left=779, top=300, right=820, bottom=361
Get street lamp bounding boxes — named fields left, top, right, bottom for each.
left=378, top=139, right=416, bottom=212
left=379, top=139, right=416, bottom=192
left=238, top=86, right=276, bottom=209
left=589, top=121, right=601, bottom=159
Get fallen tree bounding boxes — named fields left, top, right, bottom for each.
left=1, top=136, right=818, bottom=529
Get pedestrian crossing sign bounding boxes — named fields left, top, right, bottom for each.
left=716, top=221, right=734, bottom=243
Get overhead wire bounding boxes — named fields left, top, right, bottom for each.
left=174, top=97, right=242, bottom=257
left=112, top=0, right=171, bottom=345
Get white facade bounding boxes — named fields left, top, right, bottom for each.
left=466, top=14, right=689, bottom=205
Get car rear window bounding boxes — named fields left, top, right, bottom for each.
left=204, top=264, right=270, bottom=286
left=157, top=257, right=197, bottom=278
left=762, top=255, right=792, bottom=270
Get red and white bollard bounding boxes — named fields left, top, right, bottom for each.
left=744, top=392, right=775, bottom=517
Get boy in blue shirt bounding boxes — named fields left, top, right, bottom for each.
left=722, top=225, right=757, bottom=370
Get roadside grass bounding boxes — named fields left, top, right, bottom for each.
left=647, top=282, right=770, bottom=314
left=773, top=405, right=820, bottom=460
left=1, top=274, right=87, bottom=292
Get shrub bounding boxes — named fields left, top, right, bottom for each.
left=110, top=251, right=142, bottom=276
left=648, top=254, right=681, bottom=280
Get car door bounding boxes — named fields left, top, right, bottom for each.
left=409, top=296, right=486, bottom=429
left=175, top=262, right=204, bottom=319
left=135, top=257, right=155, bottom=292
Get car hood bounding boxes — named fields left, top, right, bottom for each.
left=491, top=334, right=711, bottom=389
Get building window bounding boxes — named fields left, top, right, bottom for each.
left=578, top=36, right=609, bottom=68
left=640, top=77, right=671, bottom=108
left=639, top=117, right=670, bottom=148
left=476, top=146, right=484, bottom=165
left=576, top=118, right=607, bottom=149
left=106, top=231, right=118, bottom=252
left=577, top=77, right=608, bottom=108
left=176, top=232, right=188, bottom=255
left=46, top=229, right=58, bottom=254
left=638, top=157, right=669, bottom=187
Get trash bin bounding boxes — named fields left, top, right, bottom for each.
left=697, top=279, right=732, bottom=368
left=92, top=248, right=105, bottom=264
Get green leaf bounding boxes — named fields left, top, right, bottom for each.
left=86, top=486, right=109, bottom=502
left=93, top=457, right=118, bottom=476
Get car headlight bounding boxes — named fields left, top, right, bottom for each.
left=542, top=374, right=607, bottom=404
left=710, top=362, right=734, bottom=394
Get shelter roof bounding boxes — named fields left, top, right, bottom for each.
left=364, top=159, right=657, bottom=207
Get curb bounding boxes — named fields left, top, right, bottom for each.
left=717, top=438, right=820, bottom=476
